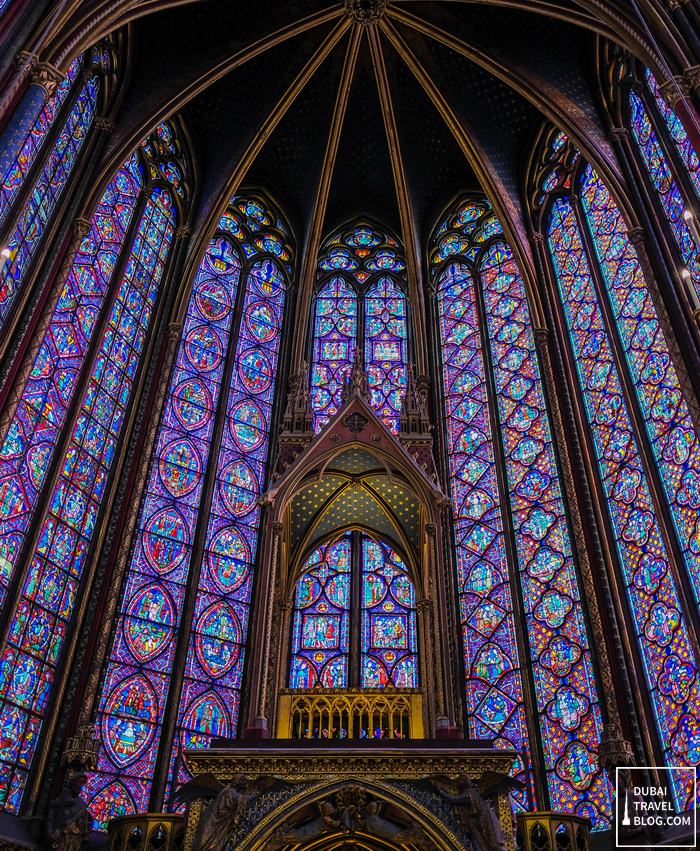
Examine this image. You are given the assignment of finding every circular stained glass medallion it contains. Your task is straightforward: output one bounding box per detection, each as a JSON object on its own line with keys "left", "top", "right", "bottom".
{"left": 207, "top": 526, "right": 250, "bottom": 592}
{"left": 238, "top": 349, "right": 272, "bottom": 394}
{"left": 172, "top": 378, "right": 212, "bottom": 431}
{"left": 142, "top": 507, "right": 188, "bottom": 573}
{"left": 158, "top": 438, "right": 202, "bottom": 497}
{"left": 229, "top": 400, "right": 265, "bottom": 451}
{"left": 184, "top": 325, "right": 223, "bottom": 373}
{"left": 195, "top": 279, "right": 230, "bottom": 321}
{"left": 245, "top": 300, "right": 277, "bottom": 343}
{"left": 219, "top": 460, "right": 258, "bottom": 517}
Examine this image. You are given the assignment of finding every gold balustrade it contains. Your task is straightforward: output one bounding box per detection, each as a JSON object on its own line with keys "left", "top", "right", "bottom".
{"left": 107, "top": 813, "right": 185, "bottom": 851}
{"left": 276, "top": 687, "right": 424, "bottom": 739}
{"left": 516, "top": 812, "right": 591, "bottom": 851}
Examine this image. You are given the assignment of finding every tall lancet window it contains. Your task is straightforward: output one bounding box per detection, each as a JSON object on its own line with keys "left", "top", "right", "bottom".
{"left": 432, "top": 198, "right": 612, "bottom": 826}
{"left": 605, "top": 54, "right": 700, "bottom": 306}
{"left": 0, "top": 42, "right": 119, "bottom": 332}
{"left": 533, "top": 127, "right": 700, "bottom": 811}
{"left": 289, "top": 532, "right": 418, "bottom": 693}
{"left": 85, "top": 196, "right": 292, "bottom": 827}
{"left": 0, "top": 121, "right": 188, "bottom": 813}
{"left": 310, "top": 223, "right": 408, "bottom": 433}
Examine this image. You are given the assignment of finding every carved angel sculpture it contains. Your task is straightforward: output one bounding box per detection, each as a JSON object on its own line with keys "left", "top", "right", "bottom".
{"left": 267, "top": 800, "right": 342, "bottom": 850}
{"left": 431, "top": 772, "right": 519, "bottom": 851}
{"left": 171, "top": 772, "right": 276, "bottom": 851}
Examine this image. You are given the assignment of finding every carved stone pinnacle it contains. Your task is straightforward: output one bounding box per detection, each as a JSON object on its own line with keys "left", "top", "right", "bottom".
{"left": 345, "top": 0, "right": 388, "bottom": 24}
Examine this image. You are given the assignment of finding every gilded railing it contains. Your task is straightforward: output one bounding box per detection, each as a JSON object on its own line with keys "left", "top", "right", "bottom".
{"left": 107, "top": 813, "right": 185, "bottom": 851}
{"left": 276, "top": 688, "right": 424, "bottom": 739}
{"left": 516, "top": 812, "right": 591, "bottom": 851}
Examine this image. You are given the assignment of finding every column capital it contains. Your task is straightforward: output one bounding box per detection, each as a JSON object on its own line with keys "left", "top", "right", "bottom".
{"left": 94, "top": 116, "right": 115, "bottom": 133}
{"left": 684, "top": 65, "right": 700, "bottom": 92}
{"left": 658, "top": 76, "right": 690, "bottom": 108}
{"left": 29, "top": 61, "right": 64, "bottom": 98}
{"left": 175, "top": 225, "right": 192, "bottom": 239}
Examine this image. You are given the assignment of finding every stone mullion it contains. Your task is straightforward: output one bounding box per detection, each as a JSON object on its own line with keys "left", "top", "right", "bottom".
{"left": 258, "top": 521, "right": 284, "bottom": 722}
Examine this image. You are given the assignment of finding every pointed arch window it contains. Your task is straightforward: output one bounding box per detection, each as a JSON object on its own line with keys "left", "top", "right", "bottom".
{"left": 311, "top": 223, "right": 408, "bottom": 434}
{"left": 432, "top": 198, "right": 612, "bottom": 826}
{"left": 0, "top": 121, "right": 188, "bottom": 812}
{"left": 0, "top": 44, "right": 118, "bottom": 333}
{"left": 289, "top": 531, "right": 418, "bottom": 694}
{"left": 84, "top": 195, "right": 292, "bottom": 827}
{"left": 534, "top": 128, "right": 700, "bottom": 811}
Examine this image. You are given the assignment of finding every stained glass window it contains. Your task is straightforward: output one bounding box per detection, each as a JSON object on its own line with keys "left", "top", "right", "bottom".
{"left": 85, "top": 195, "right": 292, "bottom": 827}
{"left": 0, "top": 120, "right": 186, "bottom": 812}
{"left": 290, "top": 536, "right": 351, "bottom": 689}
{"left": 0, "top": 68, "right": 99, "bottom": 332}
{"left": 628, "top": 90, "right": 700, "bottom": 297}
{"left": 539, "top": 129, "right": 700, "bottom": 811}
{"left": 289, "top": 531, "right": 417, "bottom": 694}
{"left": 433, "top": 199, "right": 611, "bottom": 825}
{"left": 644, "top": 70, "right": 700, "bottom": 197}
{"left": 0, "top": 58, "right": 82, "bottom": 227}
{"left": 311, "top": 224, "right": 408, "bottom": 433}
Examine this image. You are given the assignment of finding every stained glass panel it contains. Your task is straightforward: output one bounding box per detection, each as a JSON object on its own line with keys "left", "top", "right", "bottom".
{"left": 364, "top": 277, "right": 407, "bottom": 434}
{"left": 0, "top": 58, "right": 82, "bottom": 227}
{"left": 628, "top": 90, "right": 700, "bottom": 300}
{"left": 0, "top": 154, "right": 142, "bottom": 611}
{"left": 580, "top": 164, "right": 700, "bottom": 604}
{"left": 0, "top": 186, "right": 175, "bottom": 811}
{"left": 644, "top": 69, "right": 700, "bottom": 198}
{"left": 312, "top": 224, "right": 408, "bottom": 432}
{"left": 85, "top": 233, "right": 241, "bottom": 826}
{"left": 311, "top": 277, "right": 356, "bottom": 431}
{"left": 168, "top": 256, "right": 286, "bottom": 790}
{"left": 360, "top": 536, "right": 416, "bottom": 688}
{"left": 481, "top": 238, "right": 611, "bottom": 826}
{"left": 0, "top": 76, "right": 99, "bottom": 331}
{"left": 290, "top": 536, "right": 351, "bottom": 690}
{"left": 548, "top": 195, "right": 700, "bottom": 810}
{"left": 436, "top": 251, "right": 532, "bottom": 808}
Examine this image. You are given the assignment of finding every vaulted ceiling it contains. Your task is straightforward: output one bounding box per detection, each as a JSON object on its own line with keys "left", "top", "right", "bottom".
{"left": 28, "top": 0, "right": 681, "bottom": 291}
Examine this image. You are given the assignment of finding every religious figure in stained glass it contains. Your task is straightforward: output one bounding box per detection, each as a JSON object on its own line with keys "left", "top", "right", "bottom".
{"left": 433, "top": 196, "right": 611, "bottom": 825}
{"left": 289, "top": 532, "right": 417, "bottom": 695}
{"left": 84, "top": 193, "right": 292, "bottom": 826}
{"left": 534, "top": 126, "right": 700, "bottom": 810}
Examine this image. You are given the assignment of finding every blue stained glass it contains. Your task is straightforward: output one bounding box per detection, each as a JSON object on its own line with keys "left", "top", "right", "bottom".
{"left": 580, "top": 164, "right": 700, "bottom": 605}
{"left": 85, "top": 235, "right": 241, "bottom": 826}
{"left": 167, "top": 255, "right": 287, "bottom": 793}
{"left": 644, "top": 69, "right": 700, "bottom": 199}
{"left": 0, "top": 76, "right": 99, "bottom": 331}
{"left": 311, "top": 277, "right": 356, "bottom": 431}
{"left": 86, "top": 196, "right": 292, "bottom": 825}
{"left": 548, "top": 194, "right": 700, "bottom": 810}
{"left": 364, "top": 277, "right": 407, "bottom": 434}
{"left": 0, "top": 154, "right": 143, "bottom": 615}
{"left": 312, "top": 224, "right": 409, "bottom": 432}
{"left": 361, "top": 537, "right": 417, "bottom": 688}
{"left": 289, "top": 532, "right": 418, "bottom": 693}
{"left": 0, "top": 58, "right": 81, "bottom": 227}
{"left": 290, "top": 536, "right": 351, "bottom": 689}
{"left": 0, "top": 179, "right": 174, "bottom": 811}
{"left": 628, "top": 90, "right": 700, "bottom": 301}
{"left": 436, "top": 257, "right": 532, "bottom": 809}
{"left": 434, "top": 199, "right": 611, "bottom": 824}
